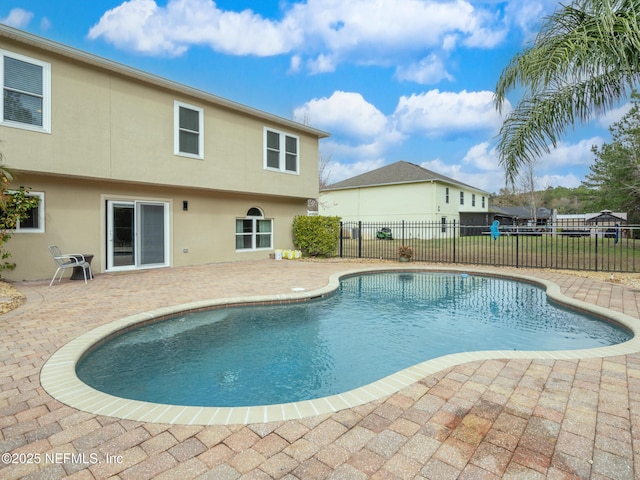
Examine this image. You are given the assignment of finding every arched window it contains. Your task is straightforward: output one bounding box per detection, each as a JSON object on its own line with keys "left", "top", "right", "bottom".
{"left": 235, "top": 207, "right": 273, "bottom": 250}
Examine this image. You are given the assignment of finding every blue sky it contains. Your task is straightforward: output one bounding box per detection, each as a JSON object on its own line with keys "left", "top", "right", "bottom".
{"left": 1, "top": 0, "right": 630, "bottom": 193}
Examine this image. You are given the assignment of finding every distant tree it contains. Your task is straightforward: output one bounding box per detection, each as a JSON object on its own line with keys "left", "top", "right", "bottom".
{"left": 542, "top": 186, "right": 589, "bottom": 214}
{"left": 516, "top": 158, "right": 543, "bottom": 224}
{"left": 495, "top": 0, "right": 640, "bottom": 184}
{"left": 491, "top": 184, "right": 589, "bottom": 213}
{"left": 582, "top": 92, "right": 640, "bottom": 222}
{"left": 319, "top": 152, "right": 332, "bottom": 190}
{"left": 490, "top": 187, "right": 521, "bottom": 207}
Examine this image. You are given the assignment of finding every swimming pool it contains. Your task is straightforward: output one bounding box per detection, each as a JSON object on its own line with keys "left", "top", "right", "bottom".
{"left": 75, "top": 272, "right": 631, "bottom": 408}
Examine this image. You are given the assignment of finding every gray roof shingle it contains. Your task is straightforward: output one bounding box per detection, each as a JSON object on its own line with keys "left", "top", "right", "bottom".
{"left": 322, "top": 161, "right": 487, "bottom": 193}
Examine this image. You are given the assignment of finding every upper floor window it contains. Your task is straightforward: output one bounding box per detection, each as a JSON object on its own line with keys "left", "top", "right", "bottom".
{"left": 264, "top": 128, "right": 298, "bottom": 174}
{"left": 482, "top": 196, "right": 486, "bottom": 208}
{"left": 14, "top": 191, "right": 45, "bottom": 233}
{"left": 174, "top": 101, "right": 203, "bottom": 158}
{"left": 459, "top": 191, "right": 464, "bottom": 206}
{"left": 472, "top": 194, "right": 476, "bottom": 207}
{"left": 1, "top": 50, "right": 51, "bottom": 133}
{"left": 445, "top": 187, "right": 449, "bottom": 204}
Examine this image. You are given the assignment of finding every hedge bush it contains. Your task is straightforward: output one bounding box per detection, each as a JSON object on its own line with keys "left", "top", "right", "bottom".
{"left": 292, "top": 215, "right": 341, "bottom": 257}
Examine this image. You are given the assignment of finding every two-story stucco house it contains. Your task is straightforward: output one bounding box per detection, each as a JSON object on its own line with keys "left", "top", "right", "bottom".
{"left": 319, "top": 161, "right": 488, "bottom": 238}
{"left": 0, "top": 25, "right": 329, "bottom": 281}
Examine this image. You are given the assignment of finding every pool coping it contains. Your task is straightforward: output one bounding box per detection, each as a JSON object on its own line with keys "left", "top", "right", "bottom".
{"left": 40, "top": 266, "right": 640, "bottom": 426}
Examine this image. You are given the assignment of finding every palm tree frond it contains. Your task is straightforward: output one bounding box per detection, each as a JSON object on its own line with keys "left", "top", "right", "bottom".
{"left": 495, "top": 0, "right": 640, "bottom": 179}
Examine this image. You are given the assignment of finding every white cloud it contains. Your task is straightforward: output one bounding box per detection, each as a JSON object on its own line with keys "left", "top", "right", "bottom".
{"left": 0, "top": 8, "right": 33, "bottom": 28}
{"left": 295, "top": 91, "right": 399, "bottom": 142}
{"left": 324, "top": 159, "right": 387, "bottom": 184}
{"left": 89, "top": 0, "right": 512, "bottom": 70}
{"left": 288, "top": 55, "right": 302, "bottom": 73}
{"left": 394, "top": 89, "right": 509, "bottom": 137}
{"left": 395, "top": 54, "right": 454, "bottom": 85}
{"left": 300, "top": 88, "right": 595, "bottom": 192}
{"left": 462, "top": 141, "right": 502, "bottom": 172}
{"left": 420, "top": 158, "right": 463, "bottom": 178}
{"left": 461, "top": 8, "right": 509, "bottom": 48}
{"left": 416, "top": 136, "right": 594, "bottom": 192}
{"left": 40, "top": 17, "right": 52, "bottom": 31}
{"left": 595, "top": 102, "right": 633, "bottom": 129}
{"left": 297, "top": 91, "right": 406, "bottom": 171}
{"left": 420, "top": 157, "right": 501, "bottom": 192}
{"left": 535, "top": 173, "right": 582, "bottom": 189}
{"left": 539, "top": 137, "right": 602, "bottom": 170}
{"left": 306, "top": 54, "right": 337, "bottom": 74}
{"left": 88, "top": 0, "right": 299, "bottom": 56}
{"left": 505, "top": 0, "right": 557, "bottom": 41}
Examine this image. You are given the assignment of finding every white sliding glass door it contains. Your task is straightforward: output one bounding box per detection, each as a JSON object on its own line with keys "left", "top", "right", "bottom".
{"left": 107, "top": 200, "right": 169, "bottom": 271}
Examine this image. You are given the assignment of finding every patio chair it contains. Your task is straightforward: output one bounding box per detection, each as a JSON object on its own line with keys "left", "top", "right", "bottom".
{"left": 48, "top": 245, "right": 92, "bottom": 286}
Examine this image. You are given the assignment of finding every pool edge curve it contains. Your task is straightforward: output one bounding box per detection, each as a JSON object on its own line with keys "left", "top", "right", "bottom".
{"left": 40, "top": 266, "right": 640, "bottom": 426}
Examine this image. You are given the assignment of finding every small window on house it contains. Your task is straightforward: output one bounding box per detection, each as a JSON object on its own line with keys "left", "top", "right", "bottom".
{"left": 441, "top": 217, "right": 446, "bottom": 233}
{"left": 445, "top": 187, "right": 449, "bottom": 204}
{"left": 472, "top": 194, "right": 476, "bottom": 207}
{"left": 1, "top": 50, "right": 51, "bottom": 133}
{"left": 264, "top": 127, "right": 299, "bottom": 174}
{"left": 13, "top": 191, "right": 44, "bottom": 233}
{"left": 482, "top": 196, "right": 486, "bottom": 208}
{"left": 460, "top": 191, "right": 464, "bottom": 206}
{"left": 174, "top": 101, "right": 204, "bottom": 158}
{"left": 236, "top": 207, "right": 273, "bottom": 250}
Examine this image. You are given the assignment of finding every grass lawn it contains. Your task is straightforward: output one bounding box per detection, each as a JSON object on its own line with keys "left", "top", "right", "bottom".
{"left": 339, "top": 234, "right": 640, "bottom": 272}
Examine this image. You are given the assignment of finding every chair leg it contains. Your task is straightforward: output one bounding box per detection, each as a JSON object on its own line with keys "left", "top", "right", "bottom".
{"left": 49, "top": 267, "right": 61, "bottom": 287}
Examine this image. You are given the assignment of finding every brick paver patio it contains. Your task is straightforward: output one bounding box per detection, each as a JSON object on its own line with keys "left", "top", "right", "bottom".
{"left": 1, "top": 260, "right": 639, "bottom": 479}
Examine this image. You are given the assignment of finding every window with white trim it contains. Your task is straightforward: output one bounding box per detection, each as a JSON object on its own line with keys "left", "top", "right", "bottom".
{"left": 1, "top": 50, "right": 51, "bottom": 133}
{"left": 264, "top": 127, "right": 299, "bottom": 174}
{"left": 460, "top": 191, "right": 464, "bottom": 206}
{"left": 472, "top": 194, "right": 476, "bottom": 207}
{"left": 235, "top": 207, "right": 273, "bottom": 250}
{"left": 445, "top": 187, "right": 449, "bottom": 204}
{"left": 174, "top": 101, "right": 203, "bottom": 158}
{"left": 14, "top": 191, "right": 44, "bottom": 233}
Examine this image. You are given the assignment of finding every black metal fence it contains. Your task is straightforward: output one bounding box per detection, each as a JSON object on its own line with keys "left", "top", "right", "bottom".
{"left": 339, "top": 220, "right": 640, "bottom": 272}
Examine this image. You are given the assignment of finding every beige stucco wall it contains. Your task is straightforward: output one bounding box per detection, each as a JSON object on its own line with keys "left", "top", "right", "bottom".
{"left": 0, "top": 38, "right": 320, "bottom": 200}
{"left": 5, "top": 174, "right": 306, "bottom": 281}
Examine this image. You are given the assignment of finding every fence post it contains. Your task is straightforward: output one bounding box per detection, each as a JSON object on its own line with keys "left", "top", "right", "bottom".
{"left": 358, "top": 220, "right": 362, "bottom": 258}
{"left": 515, "top": 233, "right": 519, "bottom": 268}
{"left": 339, "top": 221, "right": 343, "bottom": 258}
{"left": 595, "top": 219, "right": 598, "bottom": 272}
{"left": 402, "top": 220, "right": 405, "bottom": 244}
{"left": 453, "top": 220, "right": 456, "bottom": 264}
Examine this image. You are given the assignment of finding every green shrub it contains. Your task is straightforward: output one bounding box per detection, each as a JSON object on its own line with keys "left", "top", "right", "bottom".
{"left": 0, "top": 186, "right": 40, "bottom": 274}
{"left": 292, "top": 215, "right": 341, "bottom": 257}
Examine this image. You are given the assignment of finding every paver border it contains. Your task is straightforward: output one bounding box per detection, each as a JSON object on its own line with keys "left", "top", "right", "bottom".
{"left": 40, "top": 266, "right": 640, "bottom": 426}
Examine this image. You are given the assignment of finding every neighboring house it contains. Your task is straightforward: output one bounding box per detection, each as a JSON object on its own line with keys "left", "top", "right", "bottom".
{"left": 489, "top": 206, "right": 554, "bottom": 227}
{"left": 0, "top": 25, "right": 329, "bottom": 281}
{"left": 319, "top": 161, "right": 488, "bottom": 238}
{"left": 557, "top": 210, "right": 628, "bottom": 236}
{"left": 577, "top": 210, "right": 626, "bottom": 227}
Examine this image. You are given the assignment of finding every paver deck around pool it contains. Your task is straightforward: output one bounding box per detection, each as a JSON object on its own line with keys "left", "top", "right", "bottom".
{"left": 1, "top": 260, "right": 639, "bottom": 479}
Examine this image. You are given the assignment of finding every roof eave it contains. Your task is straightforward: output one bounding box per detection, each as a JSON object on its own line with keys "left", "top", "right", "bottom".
{"left": 0, "top": 25, "right": 330, "bottom": 139}
{"left": 322, "top": 178, "right": 489, "bottom": 195}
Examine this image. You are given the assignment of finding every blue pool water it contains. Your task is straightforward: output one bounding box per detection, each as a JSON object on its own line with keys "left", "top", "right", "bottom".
{"left": 76, "top": 273, "right": 631, "bottom": 407}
